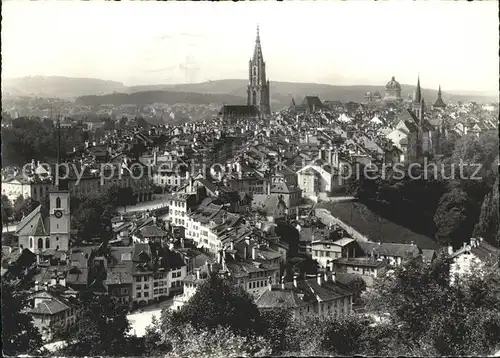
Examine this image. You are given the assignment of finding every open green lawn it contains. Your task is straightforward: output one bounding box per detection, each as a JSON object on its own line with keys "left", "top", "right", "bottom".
{"left": 316, "top": 201, "right": 438, "bottom": 249}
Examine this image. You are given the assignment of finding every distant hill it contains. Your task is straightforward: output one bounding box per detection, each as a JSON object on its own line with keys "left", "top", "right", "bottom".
{"left": 3, "top": 76, "right": 496, "bottom": 107}
{"left": 2, "top": 76, "right": 127, "bottom": 98}
{"left": 75, "top": 90, "right": 246, "bottom": 106}
{"left": 129, "top": 80, "right": 497, "bottom": 108}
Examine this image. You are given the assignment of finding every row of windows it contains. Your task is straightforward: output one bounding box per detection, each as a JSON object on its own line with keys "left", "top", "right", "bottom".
{"left": 170, "top": 200, "right": 186, "bottom": 208}
{"left": 135, "top": 276, "right": 150, "bottom": 282}
{"left": 160, "top": 178, "right": 181, "bottom": 185}
{"left": 174, "top": 218, "right": 185, "bottom": 226}
{"left": 313, "top": 250, "right": 341, "bottom": 258}
{"left": 250, "top": 271, "right": 267, "bottom": 279}
{"left": 248, "top": 279, "right": 269, "bottom": 289}
{"left": 30, "top": 237, "right": 60, "bottom": 250}
{"left": 171, "top": 280, "right": 182, "bottom": 288}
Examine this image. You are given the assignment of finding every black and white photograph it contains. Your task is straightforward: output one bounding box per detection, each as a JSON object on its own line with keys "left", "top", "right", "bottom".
{"left": 1, "top": 1, "right": 499, "bottom": 357}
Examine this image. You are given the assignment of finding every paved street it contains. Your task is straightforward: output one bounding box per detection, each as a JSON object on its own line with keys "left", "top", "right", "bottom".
{"left": 127, "top": 298, "right": 174, "bottom": 337}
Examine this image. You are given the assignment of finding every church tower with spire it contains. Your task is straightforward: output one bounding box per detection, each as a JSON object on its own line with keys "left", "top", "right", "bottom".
{"left": 433, "top": 85, "right": 446, "bottom": 110}
{"left": 413, "top": 75, "right": 424, "bottom": 120}
{"left": 247, "top": 25, "right": 271, "bottom": 116}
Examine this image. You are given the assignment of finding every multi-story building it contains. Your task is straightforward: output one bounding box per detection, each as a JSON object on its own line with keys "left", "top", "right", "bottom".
{"left": 131, "top": 243, "right": 187, "bottom": 306}
{"left": 167, "top": 193, "right": 198, "bottom": 229}
{"left": 255, "top": 272, "right": 354, "bottom": 319}
{"left": 27, "top": 279, "right": 80, "bottom": 341}
{"left": 448, "top": 237, "right": 500, "bottom": 285}
{"left": 2, "top": 175, "right": 54, "bottom": 203}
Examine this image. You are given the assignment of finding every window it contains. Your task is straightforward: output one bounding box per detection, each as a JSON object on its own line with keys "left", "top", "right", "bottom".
{"left": 56, "top": 197, "right": 61, "bottom": 208}
{"left": 135, "top": 276, "right": 142, "bottom": 282}
{"left": 38, "top": 238, "right": 43, "bottom": 249}
{"left": 136, "top": 293, "right": 141, "bottom": 298}
{"left": 45, "top": 238, "right": 50, "bottom": 249}
{"left": 30, "top": 238, "right": 33, "bottom": 248}
{"left": 144, "top": 284, "right": 149, "bottom": 290}
{"left": 144, "top": 292, "right": 149, "bottom": 298}
{"left": 136, "top": 285, "right": 141, "bottom": 291}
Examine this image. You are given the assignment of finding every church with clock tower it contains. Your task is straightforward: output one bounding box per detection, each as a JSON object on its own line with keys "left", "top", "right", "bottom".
{"left": 247, "top": 25, "right": 271, "bottom": 116}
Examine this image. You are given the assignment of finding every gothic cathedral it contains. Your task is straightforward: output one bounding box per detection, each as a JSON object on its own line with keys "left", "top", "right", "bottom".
{"left": 247, "top": 26, "right": 271, "bottom": 116}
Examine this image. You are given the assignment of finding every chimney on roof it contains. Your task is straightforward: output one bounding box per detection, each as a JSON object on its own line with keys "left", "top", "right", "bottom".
{"left": 293, "top": 274, "right": 298, "bottom": 288}
{"left": 195, "top": 268, "right": 201, "bottom": 280}
{"left": 281, "top": 276, "right": 285, "bottom": 290}
{"left": 317, "top": 273, "right": 322, "bottom": 286}
{"left": 268, "top": 276, "right": 273, "bottom": 291}
{"left": 324, "top": 271, "right": 329, "bottom": 283}
{"left": 34, "top": 281, "right": 39, "bottom": 291}
{"left": 331, "top": 271, "right": 336, "bottom": 283}
{"left": 252, "top": 246, "right": 257, "bottom": 260}
{"left": 59, "top": 276, "right": 66, "bottom": 287}
{"left": 448, "top": 245, "right": 453, "bottom": 255}
{"left": 230, "top": 240, "right": 234, "bottom": 251}
{"left": 50, "top": 277, "right": 57, "bottom": 287}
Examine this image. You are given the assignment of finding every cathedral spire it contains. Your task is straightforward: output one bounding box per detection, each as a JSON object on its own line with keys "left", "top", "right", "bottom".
{"left": 414, "top": 75, "right": 422, "bottom": 104}
{"left": 253, "top": 24, "right": 263, "bottom": 61}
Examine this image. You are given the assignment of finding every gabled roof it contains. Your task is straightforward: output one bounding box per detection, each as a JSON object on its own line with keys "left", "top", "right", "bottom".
{"left": 16, "top": 205, "right": 53, "bottom": 237}
{"left": 255, "top": 289, "right": 310, "bottom": 309}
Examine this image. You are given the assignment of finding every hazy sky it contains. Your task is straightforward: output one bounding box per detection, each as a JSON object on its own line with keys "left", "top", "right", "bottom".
{"left": 2, "top": 1, "right": 498, "bottom": 93}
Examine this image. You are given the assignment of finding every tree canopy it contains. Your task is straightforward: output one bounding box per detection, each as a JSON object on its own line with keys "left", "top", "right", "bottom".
{"left": 2, "top": 195, "right": 13, "bottom": 223}
{"left": 61, "top": 292, "right": 138, "bottom": 356}
{"left": 171, "top": 273, "right": 264, "bottom": 336}
{"left": 364, "top": 255, "right": 500, "bottom": 356}
{"left": 1, "top": 279, "right": 43, "bottom": 356}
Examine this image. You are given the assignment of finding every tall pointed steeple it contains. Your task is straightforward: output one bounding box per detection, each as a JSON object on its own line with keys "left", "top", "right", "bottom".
{"left": 414, "top": 75, "right": 422, "bottom": 104}
{"left": 247, "top": 24, "right": 271, "bottom": 116}
{"left": 253, "top": 24, "right": 263, "bottom": 61}
{"left": 433, "top": 84, "right": 446, "bottom": 109}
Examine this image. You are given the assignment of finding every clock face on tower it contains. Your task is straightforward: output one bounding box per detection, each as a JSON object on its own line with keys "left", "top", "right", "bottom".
{"left": 54, "top": 210, "right": 63, "bottom": 219}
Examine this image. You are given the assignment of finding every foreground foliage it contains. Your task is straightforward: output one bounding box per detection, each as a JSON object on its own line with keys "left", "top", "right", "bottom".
{"left": 1, "top": 279, "right": 43, "bottom": 356}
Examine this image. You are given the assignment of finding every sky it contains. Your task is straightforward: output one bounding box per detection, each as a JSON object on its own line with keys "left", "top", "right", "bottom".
{"left": 2, "top": 1, "right": 498, "bottom": 93}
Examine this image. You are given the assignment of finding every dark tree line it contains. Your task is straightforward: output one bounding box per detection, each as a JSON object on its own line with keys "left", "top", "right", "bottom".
{"left": 2, "top": 117, "right": 90, "bottom": 167}
{"left": 142, "top": 257, "right": 500, "bottom": 357}
{"left": 350, "top": 132, "right": 499, "bottom": 248}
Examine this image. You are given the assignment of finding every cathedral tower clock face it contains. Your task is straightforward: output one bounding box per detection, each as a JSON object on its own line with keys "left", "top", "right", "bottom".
{"left": 54, "top": 210, "right": 63, "bottom": 218}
